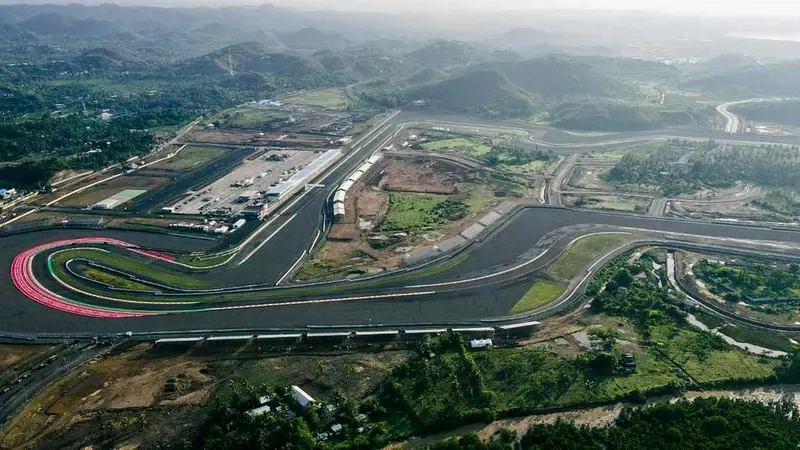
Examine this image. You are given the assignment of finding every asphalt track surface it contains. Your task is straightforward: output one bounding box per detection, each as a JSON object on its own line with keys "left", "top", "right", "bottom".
{"left": 394, "top": 111, "right": 800, "bottom": 150}
{"left": 6, "top": 112, "right": 800, "bottom": 336}
{"left": 8, "top": 204, "right": 800, "bottom": 336}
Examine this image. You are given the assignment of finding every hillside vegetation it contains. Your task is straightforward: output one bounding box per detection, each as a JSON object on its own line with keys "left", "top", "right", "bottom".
{"left": 685, "top": 61, "right": 800, "bottom": 96}
{"left": 732, "top": 100, "right": 800, "bottom": 126}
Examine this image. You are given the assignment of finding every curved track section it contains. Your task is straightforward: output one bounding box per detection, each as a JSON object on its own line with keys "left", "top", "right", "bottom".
{"left": 11, "top": 238, "right": 153, "bottom": 318}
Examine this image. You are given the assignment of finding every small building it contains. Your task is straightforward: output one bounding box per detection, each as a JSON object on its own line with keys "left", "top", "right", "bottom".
{"left": 469, "top": 339, "right": 493, "bottom": 349}
{"left": 620, "top": 353, "right": 637, "bottom": 373}
{"left": 91, "top": 198, "right": 120, "bottom": 210}
{"left": 238, "top": 191, "right": 259, "bottom": 202}
{"left": 330, "top": 423, "right": 343, "bottom": 434}
{"left": 241, "top": 204, "right": 269, "bottom": 220}
{"left": 247, "top": 405, "right": 272, "bottom": 417}
{"left": 290, "top": 385, "right": 315, "bottom": 409}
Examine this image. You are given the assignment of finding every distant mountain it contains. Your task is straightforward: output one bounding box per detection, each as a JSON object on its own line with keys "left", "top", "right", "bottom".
{"left": 548, "top": 101, "right": 662, "bottom": 131}
{"left": 177, "top": 42, "right": 367, "bottom": 88}
{"left": 685, "top": 60, "right": 800, "bottom": 96}
{"left": 405, "top": 40, "right": 482, "bottom": 68}
{"left": 276, "top": 27, "right": 350, "bottom": 50}
{"left": 74, "top": 47, "right": 138, "bottom": 70}
{"left": 489, "top": 28, "right": 552, "bottom": 48}
{"left": 566, "top": 55, "right": 680, "bottom": 81}
{"left": 411, "top": 69, "right": 538, "bottom": 118}
{"left": 474, "top": 57, "right": 625, "bottom": 98}
{"left": 17, "top": 13, "right": 134, "bottom": 39}
{"left": 731, "top": 100, "right": 800, "bottom": 126}
{"left": 0, "top": 23, "right": 34, "bottom": 42}
{"left": 700, "top": 53, "right": 761, "bottom": 72}
{"left": 406, "top": 67, "right": 449, "bottom": 86}
{"left": 409, "top": 56, "right": 629, "bottom": 119}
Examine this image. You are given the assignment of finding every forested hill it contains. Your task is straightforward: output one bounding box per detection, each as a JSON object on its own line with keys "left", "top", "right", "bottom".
{"left": 684, "top": 60, "right": 800, "bottom": 96}
{"left": 410, "top": 56, "right": 626, "bottom": 118}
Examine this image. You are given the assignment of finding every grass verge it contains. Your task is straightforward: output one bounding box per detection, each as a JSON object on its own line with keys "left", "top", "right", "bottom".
{"left": 422, "top": 138, "right": 492, "bottom": 157}
{"left": 78, "top": 266, "right": 156, "bottom": 291}
{"left": 51, "top": 248, "right": 211, "bottom": 290}
{"left": 508, "top": 280, "right": 566, "bottom": 315}
{"left": 548, "top": 233, "right": 633, "bottom": 280}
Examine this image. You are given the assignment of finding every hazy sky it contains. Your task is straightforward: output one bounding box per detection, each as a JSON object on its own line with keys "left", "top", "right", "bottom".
{"left": 269, "top": 0, "right": 800, "bottom": 16}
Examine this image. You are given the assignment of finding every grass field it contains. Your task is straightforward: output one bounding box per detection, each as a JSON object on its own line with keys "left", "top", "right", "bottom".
{"left": 152, "top": 146, "right": 226, "bottom": 171}
{"left": 51, "top": 248, "right": 211, "bottom": 290}
{"left": 283, "top": 88, "right": 351, "bottom": 109}
{"left": 378, "top": 192, "right": 449, "bottom": 233}
{"left": 565, "top": 194, "right": 651, "bottom": 213}
{"left": 650, "top": 325, "right": 780, "bottom": 384}
{"left": 508, "top": 280, "right": 566, "bottom": 314}
{"left": 79, "top": 266, "right": 156, "bottom": 291}
{"left": 498, "top": 160, "right": 550, "bottom": 174}
{"left": 422, "top": 138, "right": 493, "bottom": 158}
{"left": 716, "top": 325, "right": 798, "bottom": 353}
{"left": 548, "top": 233, "right": 634, "bottom": 280}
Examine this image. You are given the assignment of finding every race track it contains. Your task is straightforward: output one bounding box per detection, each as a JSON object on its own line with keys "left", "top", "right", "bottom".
{"left": 6, "top": 206, "right": 800, "bottom": 336}
{"left": 5, "top": 111, "right": 800, "bottom": 338}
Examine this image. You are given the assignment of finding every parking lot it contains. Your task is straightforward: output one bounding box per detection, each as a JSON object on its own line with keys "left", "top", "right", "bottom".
{"left": 166, "top": 149, "right": 326, "bottom": 216}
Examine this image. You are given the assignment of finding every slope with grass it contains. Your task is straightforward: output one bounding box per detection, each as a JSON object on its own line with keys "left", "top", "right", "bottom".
{"left": 547, "top": 233, "right": 633, "bottom": 280}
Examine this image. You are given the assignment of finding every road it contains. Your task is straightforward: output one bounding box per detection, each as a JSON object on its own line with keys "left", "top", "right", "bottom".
{"left": 716, "top": 97, "right": 800, "bottom": 135}
{"left": 394, "top": 110, "right": 800, "bottom": 151}
{"left": 8, "top": 205, "right": 800, "bottom": 336}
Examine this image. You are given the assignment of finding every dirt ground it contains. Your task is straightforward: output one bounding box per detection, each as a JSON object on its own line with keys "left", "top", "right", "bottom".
{"left": 1, "top": 343, "right": 409, "bottom": 450}
{"left": 567, "top": 166, "right": 616, "bottom": 191}
{"left": 668, "top": 199, "right": 776, "bottom": 221}
{"left": 58, "top": 175, "right": 173, "bottom": 208}
{"left": 0, "top": 343, "right": 214, "bottom": 449}
{"left": 379, "top": 157, "right": 459, "bottom": 194}
{"left": 0, "top": 345, "right": 50, "bottom": 372}
{"left": 301, "top": 156, "right": 500, "bottom": 280}
{"left": 676, "top": 184, "right": 761, "bottom": 202}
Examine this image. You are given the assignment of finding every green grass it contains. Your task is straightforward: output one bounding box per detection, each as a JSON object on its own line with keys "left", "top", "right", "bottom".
{"left": 422, "top": 138, "right": 493, "bottom": 158}
{"left": 717, "top": 325, "right": 798, "bottom": 353}
{"left": 282, "top": 88, "right": 351, "bottom": 109}
{"left": 177, "top": 252, "right": 233, "bottom": 268}
{"left": 650, "top": 325, "right": 780, "bottom": 384}
{"left": 568, "top": 195, "right": 650, "bottom": 212}
{"left": 691, "top": 310, "right": 727, "bottom": 329}
{"left": 379, "top": 192, "right": 448, "bottom": 233}
{"left": 79, "top": 266, "right": 156, "bottom": 291}
{"left": 499, "top": 160, "right": 549, "bottom": 174}
{"left": 547, "top": 233, "right": 634, "bottom": 280}
{"left": 509, "top": 280, "right": 566, "bottom": 314}
{"left": 594, "top": 350, "right": 684, "bottom": 397}
{"left": 154, "top": 146, "right": 225, "bottom": 171}
{"left": 458, "top": 187, "right": 496, "bottom": 213}
{"left": 51, "top": 248, "right": 211, "bottom": 290}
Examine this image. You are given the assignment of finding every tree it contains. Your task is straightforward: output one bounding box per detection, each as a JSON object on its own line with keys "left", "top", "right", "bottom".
{"left": 612, "top": 269, "right": 634, "bottom": 288}
{"left": 588, "top": 328, "right": 620, "bottom": 352}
